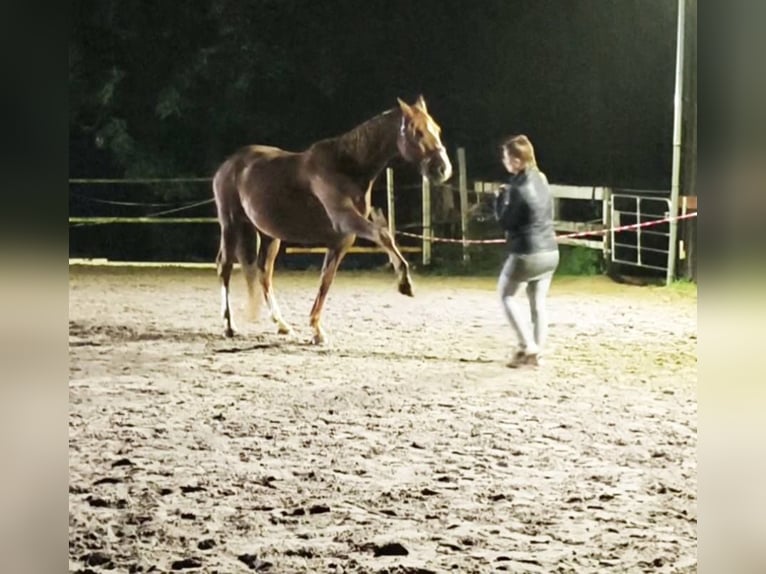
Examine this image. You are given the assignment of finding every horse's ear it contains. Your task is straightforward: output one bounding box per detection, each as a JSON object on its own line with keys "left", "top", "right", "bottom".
{"left": 415, "top": 94, "right": 427, "bottom": 113}
{"left": 397, "top": 97, "right": 414, "bottom": 118}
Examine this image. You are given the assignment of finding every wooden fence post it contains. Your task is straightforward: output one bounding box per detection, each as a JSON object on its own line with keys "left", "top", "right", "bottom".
{"left": 457, "top": 147, "right": 469, "bottom": 263}
{"left": 386, "top": 167, "right": 395, "bottom": 237}
{"left": 422, "top": 175, "right": 431, "bottom": 266}
{"left": 602, "top": 187, "right": 612, "bottom": 268}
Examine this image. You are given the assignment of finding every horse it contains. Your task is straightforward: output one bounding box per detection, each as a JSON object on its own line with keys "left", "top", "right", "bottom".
{"left": 212, "top": 95, "right": 453, "bottom": 345}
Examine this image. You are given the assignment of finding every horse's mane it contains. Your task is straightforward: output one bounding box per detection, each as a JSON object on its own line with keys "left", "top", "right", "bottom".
{"left": 322, "top": 108, "right": 402, "bottom": 171}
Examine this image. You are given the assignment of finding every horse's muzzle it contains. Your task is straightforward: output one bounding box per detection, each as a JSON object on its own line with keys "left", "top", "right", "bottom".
{"left": 424, "top": 148, "right": 453, "bottom": 183}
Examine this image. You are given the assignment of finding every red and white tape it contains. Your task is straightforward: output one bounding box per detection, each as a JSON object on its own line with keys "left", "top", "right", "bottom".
{"left": 395, "top": 211, "right": 698, "bottom": 245}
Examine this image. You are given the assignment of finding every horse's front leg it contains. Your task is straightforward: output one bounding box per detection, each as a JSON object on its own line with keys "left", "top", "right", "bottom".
{"left": 367, "top": 207, "right": 413, "bottom": 295}
{"left": 311, "top": 177, "right": 414, "bottom": 296}
{"left": 309, "top": 236, "right": 355, "bottom": 345}
{"left": 375, "top": 226, "right": 414, "bottom": 297}
{"left": 330, "top": 208, "right": 413, "bottom": 296}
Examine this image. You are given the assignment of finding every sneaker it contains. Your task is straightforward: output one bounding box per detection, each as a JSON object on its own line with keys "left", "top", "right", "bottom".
{"left": 524, "top": 352, "right": 540, "bottom": 367}
{"left": 506, "top": 350, "right": 527, "bottom": 368}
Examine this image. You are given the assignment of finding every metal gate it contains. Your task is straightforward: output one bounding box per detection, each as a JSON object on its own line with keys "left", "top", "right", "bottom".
{"left": 610, "top": 194, "right": 672, "bottom": 273}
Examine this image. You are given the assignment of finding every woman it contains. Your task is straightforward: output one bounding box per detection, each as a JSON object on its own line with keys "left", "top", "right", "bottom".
{"left": 494, "top": 135, "right": 559, "bottom": 367}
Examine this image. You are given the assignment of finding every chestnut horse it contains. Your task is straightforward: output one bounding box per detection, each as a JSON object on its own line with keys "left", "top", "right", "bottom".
{"left": 212, "top": 96, "right": 452, "bottom": 344}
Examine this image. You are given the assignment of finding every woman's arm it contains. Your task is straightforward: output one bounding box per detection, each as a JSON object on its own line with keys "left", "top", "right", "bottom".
{"left": 495, "top": 185, "right": 523, "bottom": 232}
{"left": 494, "top": 185, "right": 509, "bottom": 222}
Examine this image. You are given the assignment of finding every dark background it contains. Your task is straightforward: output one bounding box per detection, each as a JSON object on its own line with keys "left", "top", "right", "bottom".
{"left": 69, "top": 0, "right": 696, "bottom": 263}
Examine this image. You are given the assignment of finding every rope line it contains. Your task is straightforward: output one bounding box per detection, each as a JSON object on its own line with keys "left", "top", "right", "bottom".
{"left": 69, "top": 209, "right": 697, "bottom": 241}
{"left": 396, "top": 211, "right": 698, "bottom": 245}
{"left": 70, "top": 192, "right": 214, "bottom": 208}
{"left": 69, "top": 177, "right": 212, "bottom": 184}
{"left": 69, "top": 178, "right": 675, "bottom": 197}
{"left": 142, "top": 198, "right": 216, "bottom": 218}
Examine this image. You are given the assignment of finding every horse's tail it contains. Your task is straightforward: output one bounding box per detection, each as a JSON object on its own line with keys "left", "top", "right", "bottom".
{"left": 212, "top": 162, "right": 235, "bottom": 276}
{"left": 212, "top": 156, "right": 242, "bottom": 216}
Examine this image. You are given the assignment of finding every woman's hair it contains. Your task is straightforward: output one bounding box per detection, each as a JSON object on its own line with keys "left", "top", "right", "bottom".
{"left": 501, "top": 134, "right": 538, "bottom": 170}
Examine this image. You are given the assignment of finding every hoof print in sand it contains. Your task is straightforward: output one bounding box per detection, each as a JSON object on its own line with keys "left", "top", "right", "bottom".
{"left": 372, "top": 541, "right": 409, "bottom": 557}
{"left": 171, "top": 557, "right": 202, "bottom": 570}
{"left": 82, "top": 551, "right": 113, "bottom": 568}
{"left": 308, "top": 503, "right": 331, "bottom": 514}
{"left": 238, "top": 553, "right": 273, "bottom": 570}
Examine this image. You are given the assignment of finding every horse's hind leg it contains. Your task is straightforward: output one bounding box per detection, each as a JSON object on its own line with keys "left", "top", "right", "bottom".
{"left": 217, "top": 223, "right": 238, "bottom": 338}
{"left": 309, "top": 235, "right": 355, "bottom": 345}
{"left": 255, "top": 234, "right": 292, "bottom": 335}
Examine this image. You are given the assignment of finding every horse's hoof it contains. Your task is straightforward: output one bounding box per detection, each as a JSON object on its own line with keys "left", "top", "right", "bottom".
{"left": 310, "top": 331, "right": 327, "bottom": 346}
{"left": 224, "top": 327, "right": 235, "bottom": 338}
{"left": 398, "top": 281, "right": 414, "bottom": 297}
{"left": 277, "top": 325, "right": 292, "bottom": 336}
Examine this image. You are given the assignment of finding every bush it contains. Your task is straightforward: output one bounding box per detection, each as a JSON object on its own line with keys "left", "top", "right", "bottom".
{"left": 423, "top": 239, "right": 603, "bottom": 278}
{"left": 555, "top": 245, "right": 603, "bottom": 276}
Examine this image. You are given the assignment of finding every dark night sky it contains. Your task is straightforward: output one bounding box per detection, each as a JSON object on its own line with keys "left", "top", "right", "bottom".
{"left": 70, "top": 0, "right": 682, "bottom": 189}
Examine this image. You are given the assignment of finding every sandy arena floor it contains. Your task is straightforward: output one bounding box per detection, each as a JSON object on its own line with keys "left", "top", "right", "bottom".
{"left": 69, "top": 266, "right": 697, "bottom": 573}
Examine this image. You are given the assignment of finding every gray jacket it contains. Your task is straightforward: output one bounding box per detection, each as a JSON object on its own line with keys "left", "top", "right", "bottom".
{"left": 494, "top": 169, "right": 558, "bottom": 254}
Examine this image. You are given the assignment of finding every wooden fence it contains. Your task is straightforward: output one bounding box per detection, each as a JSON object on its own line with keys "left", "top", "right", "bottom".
{"left": 69, "top": 147, "right": 696, "bottom": 279}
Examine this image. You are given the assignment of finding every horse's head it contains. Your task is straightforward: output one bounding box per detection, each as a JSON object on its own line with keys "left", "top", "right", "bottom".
{"left": 396, "top": 95, "right": 453, "bottom": 184}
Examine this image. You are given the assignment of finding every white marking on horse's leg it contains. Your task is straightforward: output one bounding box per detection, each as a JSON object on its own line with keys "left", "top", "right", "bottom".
{"left": 221, "top": 285, "right": 235, "bottom": 336}
{"left": 265, "top": 291, "right": 291, "bottom": 334}
{"left": 220, "top": 285, "right": 228, "bottom": 319}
